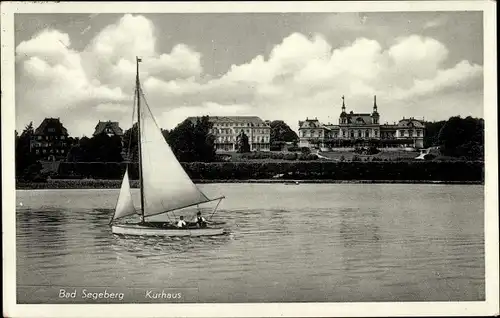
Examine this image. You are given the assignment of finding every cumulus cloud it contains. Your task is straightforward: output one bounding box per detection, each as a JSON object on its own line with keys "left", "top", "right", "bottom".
{"left": 16, "top": 14, "right": 483, "bottom": 136}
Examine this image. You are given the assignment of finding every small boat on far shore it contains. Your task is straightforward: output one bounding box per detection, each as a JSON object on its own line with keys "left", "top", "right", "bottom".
{"left": 284, "top": 181, "right": 300, "bottom": 185}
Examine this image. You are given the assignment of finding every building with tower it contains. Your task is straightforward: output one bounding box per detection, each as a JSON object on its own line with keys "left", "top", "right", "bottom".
{"left": 298, "top": 96, "right": 425, "bottom": 150}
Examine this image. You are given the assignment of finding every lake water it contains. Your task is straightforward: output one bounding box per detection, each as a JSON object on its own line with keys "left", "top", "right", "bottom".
{"left": 16, "top": 183, "right": 484, "bottom": 303}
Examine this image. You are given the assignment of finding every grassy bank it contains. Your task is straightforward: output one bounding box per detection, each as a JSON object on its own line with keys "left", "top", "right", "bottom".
{"left": 16, "top": 179, "right": 483, "bottom": 189}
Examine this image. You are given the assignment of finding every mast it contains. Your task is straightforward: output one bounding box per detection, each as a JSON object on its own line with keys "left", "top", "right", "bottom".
{"left": 136, "top": 57, "right": 146, "bottom": 223}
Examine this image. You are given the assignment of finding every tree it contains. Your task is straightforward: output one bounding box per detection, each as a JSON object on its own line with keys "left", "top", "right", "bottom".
{"left": 236, "top": 131, "right": 250, "bottom": 153}
{"left": 191, "top": 116, "right": 216, "bottom": 162}
{"left": 438, "top": 116, "right": 484, "bottom": 160}
{"left": 424, "top": 120, "right": 447, "bottom": 148}
{"left": 164, "top": 116, "right": 216, "bottom": 162}
{"left": 123, "top": 123, "right": 139, "bottom": 162}
{"left": 167, "top": 120, "right": 197, "bottom": 162}
{"left": 66, "top": 134, "right": 123, "bottom": 162}
{"left": 15, "top": 122, "right": 41, "bottom": 180}
{"left": 87, "top": 134, "right": 123, "bottom": 162}
{"left": 270, "top": 120, "right": 299, "bottom": 144}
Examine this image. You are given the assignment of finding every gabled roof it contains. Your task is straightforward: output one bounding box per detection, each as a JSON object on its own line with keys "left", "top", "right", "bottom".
{"left": 398, "top": 118, "right": 424, "bottom": 128}
{"left": 298, "top": 118, "right": 322, "bottom": 129}
{"left": 34, "top": 118, "right": 68, "bottom": 135}
{"left": 93, "top": 121, "right": 124, "bottom": 136}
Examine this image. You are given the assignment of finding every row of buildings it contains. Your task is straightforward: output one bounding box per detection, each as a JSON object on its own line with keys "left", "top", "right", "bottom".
{"left": 298, "top": 96, "right": 425, "bottom": 149}
{"left": 26, "top": 96, "right": 425, "bottom": 160}
{"left": 28, "top": 119, "right": 124, "bottom": 161}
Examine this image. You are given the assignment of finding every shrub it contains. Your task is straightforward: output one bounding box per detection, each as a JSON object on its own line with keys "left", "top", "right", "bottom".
{"left": 300, "top": 147, "right": 311, "bottom": 154}
{"left": 424, "top": 154, "right": 436, "bottom": 161}
{"left": 54, "top": 160, "right": 484, "bottom": 183}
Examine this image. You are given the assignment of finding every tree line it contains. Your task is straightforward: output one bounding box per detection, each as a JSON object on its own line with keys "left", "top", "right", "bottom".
{"left": 424, "top": 116, "right": 484, "bottom": 160}
{"left": 15, "top": 115, "right": 483, "bottom": 181}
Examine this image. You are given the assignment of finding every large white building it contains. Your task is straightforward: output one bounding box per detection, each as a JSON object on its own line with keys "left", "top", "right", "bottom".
{"left": 187, "top": 116, "right": 271, "bottom": 152}
{"left": 298, "top": 96, "right": 425, "bottom": 149}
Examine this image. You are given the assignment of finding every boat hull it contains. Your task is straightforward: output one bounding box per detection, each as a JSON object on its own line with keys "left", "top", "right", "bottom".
{"left": 111, "top": 224, "right": 226, "bottom": 237}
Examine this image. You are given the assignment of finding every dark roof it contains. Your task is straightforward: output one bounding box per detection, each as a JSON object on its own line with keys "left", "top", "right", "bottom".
{"left": 93, "top": 121, "right": 124, "bottom": 136}
{"left": 186, "top": 116, "right": 269, "bottom": 126}
{"left": 398, "top": 118, "right": 425, "bottom": 128}
{"left": 34, "top": 118, "right": 68, "bottom": 135}
{"left": 298, "top": 118, "right": 322, "bottom": 128}
{"left": 345, "top": 113, "right": 373, "bottom": 125}
{"left": 323, "top": 125, "right": 340, "bottom": 130}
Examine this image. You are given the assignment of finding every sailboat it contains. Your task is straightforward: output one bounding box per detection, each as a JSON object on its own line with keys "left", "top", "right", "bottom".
{"left": 109, "top": 57, "right": 226, "bottom": 237}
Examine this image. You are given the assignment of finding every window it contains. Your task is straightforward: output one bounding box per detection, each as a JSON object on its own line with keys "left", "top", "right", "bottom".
{"left": 48, "top": 128, "right": 55, "bottom": 132}
{"left": 61, "top": 149, "right": 65, "bottom": 154}
{"left": 358, "top": 130, "right": 361, "bottom": 138}
{"left": 375, "top": 130, "right": 378, "bottom": 137}
{"left": 409, "top": 130, "right": 413, "bottom": 137}
{"left": 36, "top": 150, "right": 39, "bottom": 154}
{"left": 416, "top": 130, "right": 420, "bottom": 137}
{"left": 365, "top": 130, "right": 369, "bottom": 138}
{"left": 61, "top": 136, "right": 65, "bottom": 140}
{"left": 37, "top": 136, "right": 42, "bottom": 140}
{"left": 350, "top": 131, "right": 354, "bottom": 138}
{"left": 43, "top": 149, "right": 46, "bottom": 154}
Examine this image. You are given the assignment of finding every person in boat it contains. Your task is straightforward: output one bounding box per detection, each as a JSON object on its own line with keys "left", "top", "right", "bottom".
{"left": 176, "top": 216, "right": 187, "bottom": 228}
{"left": 192, "top": 211, "right": 208, "bottom": 228}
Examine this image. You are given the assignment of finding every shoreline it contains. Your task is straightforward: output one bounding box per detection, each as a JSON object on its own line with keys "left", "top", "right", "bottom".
{"left": 16, "top": 179, "right": 484, "bottom": 190}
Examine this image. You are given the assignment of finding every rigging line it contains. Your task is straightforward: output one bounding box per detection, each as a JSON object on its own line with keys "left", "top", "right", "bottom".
{"left": 208, "top": 197, "right": 223, "bottom": 221}
{"left": 138, "top": 86, "right": 163, "bottom": 131}
{"left": 127, "top": 89, "right": 137, "bottom": 162}
{"left": 143, "top": 196, "right": 225, "bottom": 220}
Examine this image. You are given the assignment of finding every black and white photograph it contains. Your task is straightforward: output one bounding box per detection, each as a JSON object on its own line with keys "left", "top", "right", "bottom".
{"left": 2, "top": 1, "right": 498, "bottom": 317}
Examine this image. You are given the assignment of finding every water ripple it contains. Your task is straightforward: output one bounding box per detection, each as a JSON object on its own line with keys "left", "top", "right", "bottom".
{"left": 16, "top": 185, "right": 485, "bottom": 302}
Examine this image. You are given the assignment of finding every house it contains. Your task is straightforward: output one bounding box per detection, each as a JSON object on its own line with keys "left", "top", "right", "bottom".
{"left": 30, "top": 118, "right": 70, "bottom": 160}
{"left": 185, "top": 116, "right": 271, "bottom": 152}
{"left": 93, "top": 121, "right": 124, "bottom": 137}
{"left": 298, "top": 96, "right": 425, "bottom": 150}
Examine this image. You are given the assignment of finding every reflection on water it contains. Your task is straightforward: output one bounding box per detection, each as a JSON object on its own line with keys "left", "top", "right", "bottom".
{"left": 16, "top": 184, "right": 485, "bottom": 302}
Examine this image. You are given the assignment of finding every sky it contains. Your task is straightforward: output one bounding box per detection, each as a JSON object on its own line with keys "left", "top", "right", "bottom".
{"left": 15, "top": 12, "right": 484, "bottom": 137}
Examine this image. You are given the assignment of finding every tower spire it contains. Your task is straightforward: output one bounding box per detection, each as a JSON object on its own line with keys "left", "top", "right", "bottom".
{"left": 373, "top": 95, "right": 378, "bottom": 112}
{"left": 341, "top": 95, "right": 346, "bottom": 112}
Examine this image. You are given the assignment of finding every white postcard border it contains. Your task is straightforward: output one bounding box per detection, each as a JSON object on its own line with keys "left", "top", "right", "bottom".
{"left": 2, "top": 1, "right": 498, "bottom": 317}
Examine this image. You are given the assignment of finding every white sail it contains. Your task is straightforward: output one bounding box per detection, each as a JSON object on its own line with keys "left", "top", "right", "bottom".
{"left": 138, "top": 94, "right": 211, "bottom": 217}
{"left": 112, "top": 167, "right": 136, "bottom": 220}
